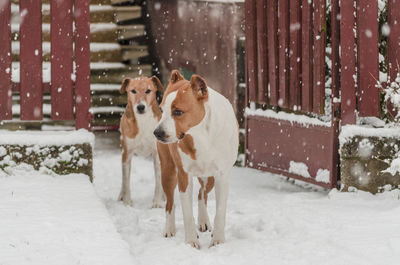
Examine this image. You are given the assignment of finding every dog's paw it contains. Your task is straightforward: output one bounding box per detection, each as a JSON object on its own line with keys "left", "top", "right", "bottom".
{"left": 209, "top": 232, "right": 225, "bottom": 247}
{"left": 209, "top": 238, "right": 224, "bottom": 248}
{"left": 186, "top": 239, "right": 201, "bottom": 249}
{"left": 152, "top": 200, "right": 164, "bottom": 209}
{"left": 198, "top": 222, "right": 211, "bottom": 232}
{"left": 164, "top": 230, "right": 176, "bottom": 238}
{"left": 118, "top": 193, "right": 133, "bottom": 206}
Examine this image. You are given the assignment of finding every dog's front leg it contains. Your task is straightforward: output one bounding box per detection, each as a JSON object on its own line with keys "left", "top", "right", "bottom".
{"left": 152, "top": 151, "right": 164, "bottom": 208}
{"left": 118, "top": 147, "right": 133, "bottom": 206}
{"left": 178, "top": 171, "right": 200, "bottom": 249}
{"left": 210, "top": 170, "right": 230, "bottom": 247}
{"left": 197, "top": 177, "right": 214, "bottom": 232}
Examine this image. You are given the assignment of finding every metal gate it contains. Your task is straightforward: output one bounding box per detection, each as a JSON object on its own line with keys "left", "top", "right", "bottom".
{"left": 0, "top": 0, "right": 91, "bottom": 130}
{"left": 244, "top": 0, "right": 400, "bottom": 188}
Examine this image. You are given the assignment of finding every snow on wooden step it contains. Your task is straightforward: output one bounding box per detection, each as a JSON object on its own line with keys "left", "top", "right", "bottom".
{"left": 11, "top": 42, "right": 121, "bottom": 54}
{"left": 0, "top": 171, "right": 133, "bottom": 265}
{"left": 91, "top": 84, "right": 121, "bottom": 92}
{"left": 11, "top": 23, "right": 117, "bottom": 33}
{"left": 10, "top": 62, "right": 129, "bottom": 83}
{"left": 11, "top": 4, "right": 114, "bottom": 13}
{"left": 90, "top": 106, "right": 125, "bottom": 114}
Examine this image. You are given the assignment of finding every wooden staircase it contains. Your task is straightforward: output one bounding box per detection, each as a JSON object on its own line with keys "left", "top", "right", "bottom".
{"left": 3, "top": 0, "right": 151, "bottom": 130}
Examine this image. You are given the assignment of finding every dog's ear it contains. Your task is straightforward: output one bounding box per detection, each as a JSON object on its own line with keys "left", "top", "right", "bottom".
{"left": 120, "top": 78, "right": 130, "bottom": 94}
{"left": 151, "top": 76, "right": 164, "bottom": 104}
{"left": 170, "top": 69, "right": 184, "bottom": 84}
{"left": 190, "top": 74, "right": 208, "bottom": 99}
{"left": 151, "top": 76, "right": 164, "bottom": 92}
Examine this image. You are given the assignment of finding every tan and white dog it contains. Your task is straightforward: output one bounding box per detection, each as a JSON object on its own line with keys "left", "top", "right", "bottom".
{"left": 154, "top": 70, "right": 238, "bottom": 248}
{"left": 118, "top": 76, "right": 165, "bottom": 208}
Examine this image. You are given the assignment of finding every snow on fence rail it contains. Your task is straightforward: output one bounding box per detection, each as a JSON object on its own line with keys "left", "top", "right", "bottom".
{"left": 0, "top": 0, "right": 91, "bottom": 130}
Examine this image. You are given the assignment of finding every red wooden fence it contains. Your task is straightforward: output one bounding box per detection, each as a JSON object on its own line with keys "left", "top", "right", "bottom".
{"left": 340, "top": 0, "right": 400, "bottom": 124}
{"left": 248, "top": 0, "right": 329, "bottom": 114}
{"left": 245, "top": 0, "right": 340, "bottom": 189}
{"left": 0, "top": 0, "right": 91, "bottom": 130}
{"left": 245, "top": 0, "right": 400, "bottom": 188}
{"left": 247, "top": 0, "right": 400, "bottom": 122}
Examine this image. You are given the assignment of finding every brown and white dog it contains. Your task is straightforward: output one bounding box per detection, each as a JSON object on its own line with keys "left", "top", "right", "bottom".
{"left": 154, "top": 70, "right": 239, "bottom": 248}
{"left": 118, "top": 76, "right": 165, "bottom": 208}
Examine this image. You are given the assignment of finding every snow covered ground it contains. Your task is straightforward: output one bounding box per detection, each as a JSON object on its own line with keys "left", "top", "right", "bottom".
{"left": 1, "top": 132, "right": 400, "bottom": 265}
{"left": 93, "top": 132, "right": 400, "bottom": 265}
{"left": 0, "top": 165, "right": 133, "bottom": 265}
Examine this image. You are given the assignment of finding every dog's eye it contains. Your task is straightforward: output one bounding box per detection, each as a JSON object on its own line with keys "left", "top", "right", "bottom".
{"left": 173, "top": 109, "right": 184, "bottom": 116}
{"left": 131, "top": 90, "right": 137, "bottom": 94}
{"left": 145, "top": 89, "right": 151, "bottom": 94}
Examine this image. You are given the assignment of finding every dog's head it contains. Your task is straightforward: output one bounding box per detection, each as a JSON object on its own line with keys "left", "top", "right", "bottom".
{"left": 154, "top": 70, "right": 208, "bottom": 143}
{"left": 120, "top": 76, "right": 163, "bottom": 115}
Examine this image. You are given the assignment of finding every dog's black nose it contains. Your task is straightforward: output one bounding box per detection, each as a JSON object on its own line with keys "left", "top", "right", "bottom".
{"left": 137, "top": 104, "right": 145, "bottom": 114}
{"left": 153, "top": 127, "right": 166, "bottom": 141}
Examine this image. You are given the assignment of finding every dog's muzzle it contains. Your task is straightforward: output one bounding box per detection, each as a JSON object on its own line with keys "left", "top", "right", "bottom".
{"left": 153, "top": 127, "right": 166, "bottom": 142}
{"left": 136, "top": 104, "right": 146, "bottom": 114}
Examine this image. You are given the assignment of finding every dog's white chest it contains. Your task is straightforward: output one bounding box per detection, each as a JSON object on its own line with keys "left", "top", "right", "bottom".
{"left": 125, "top": 111, "right": 158, "bottom": 157}
{"left": 178, "top": 136, "right": 220, "bottom": 177}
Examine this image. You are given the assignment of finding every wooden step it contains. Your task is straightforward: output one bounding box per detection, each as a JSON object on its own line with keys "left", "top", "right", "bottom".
{"left": 11, "top": 24, "right": 146, "bottom": 43}
{"left": 91, "top": 84, "right": 122, "bottom": 95}
{"left": 12, "top": 93, "right": 127, "bottom": 108}
{"left": 91, "top": 114, "right": 122, "bottom": 127}
{"left": 111, "top": 0, "right": 139, "bottom": 5}
{"left": 114, "top": 6, "right": 143, "bottom": 23}
{"left": 11, "top": 4, "right": 142, "bottom": 24}
{"left": 117, "top": 25, "right": 146, "bottom": 40}
{"left": 91, "top": 94, "right": 127, "bottom": 107}
{"left": 90, "top": 63, "right": 152, "bottom": 83}
{"left": 11, "top": 42, "right": 147, "bottom": 63}
{"left": 12, "top": 0, "right": 143, "bottom": 5}
{"left": 11, "top": 0, "right": 114, "bottom": 4}
{"left": 9, "top": 62, "right": 151, "bottom": 83}
{"left": 121, "top": 45, "right": 148, "bottom": 61}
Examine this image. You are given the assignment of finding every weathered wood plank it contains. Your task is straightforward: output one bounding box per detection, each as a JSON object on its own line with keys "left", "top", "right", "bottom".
{"left": 340, "top": 0, "right": 357, "bottom": 124}
{"left": 267, "top": 0, "right": 279, "bottom": 106}
{"left": 19, "top": 0, "right": 43, "bottom": 120}
{"left": 51, "top": 0, "right": 74, "bottom": 120}
{"left": 301, "top": 0, "right": 312, "bottom": 112}
{"left": 0, "top": 0, "right": 12, "bottom": 120}
{"left": 357, "top": 0, "right": 379, "bottom": 117}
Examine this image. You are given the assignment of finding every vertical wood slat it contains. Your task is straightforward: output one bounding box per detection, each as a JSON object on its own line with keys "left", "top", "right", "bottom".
{"left": 388, "top": 0, "right": 400, "bottom": 80}
{"left": 278, "top": 0, "right": 289, "bottom": 108}
{"left": 256, "top": 0, "right": 268, "bottom": 104}
{"left": 51, "top": 0, "right": 74, "bottom": 120}
{"left": 245, "top": 0, "right": 257, "bottom": 103}
{"left": 267, "top": 0, "right": 279, "bottom": 106}
{"left": 289, "top": 0, "right": 301, "bottom": 110}
{"left": 330, "top": 0, "right": 340, "bottom": 101}
{"left": 20, "top": 0, "right": 43, "bottom": 120}
{"left": 340, "top": 0, "right": 357, "bottom": 124}
{"left": 0, "top": 0, "right": 12, "bottom": 120}
{"left": 301, "top": 0, "right": 313, "bottom": 112}
{"left": 313, "top": 0, "right": 326, "bottom": 114}
{"left": 74, "top": 0, "right": 92, "bottom": 130}
{"left": 329, "top": 0, "right": 341, "bottom": 187}
{"left": 357, "top": 0, "right": 379, "bottom": 117}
